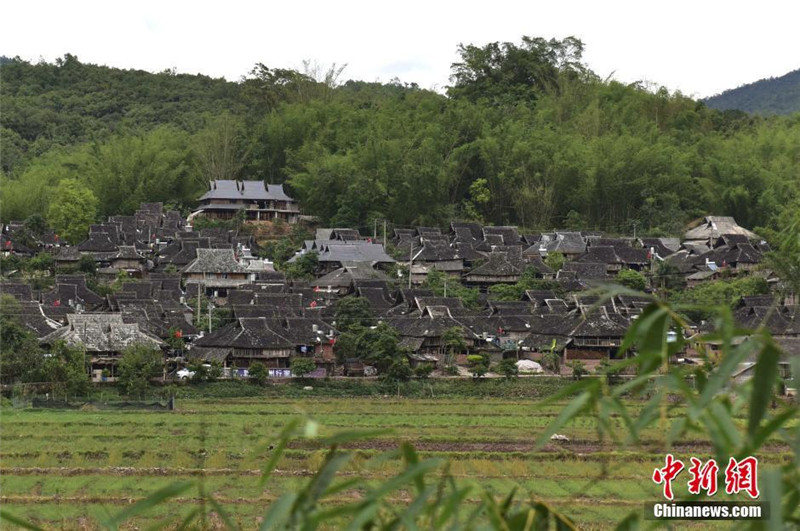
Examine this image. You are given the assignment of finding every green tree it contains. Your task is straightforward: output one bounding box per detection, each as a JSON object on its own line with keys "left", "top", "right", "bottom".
{"left": 0, "top": 295, "right": 45, "bottom": 384}
{"left": 283, "top": 251, "right": 318, "bottom": 280}
{"left": 466, "top": 353, "right": 490, "bottom": 378}
{"left": 360, "top": 323, "right": 404, "bottom": 374}
{"left": 544, "top": 252, "right": 565, "bottom": 272}
{"left": 117, "top": 344, "right": 164, "bottom": 397}
{"left": 671, "top": 276, "right": 770, "bottom": 321}
{"left": 540, "top": 348, "right": 561, "bottom": 375}
{"left": 46, "top": 178, "right": 98, "bottom": 243}
{"left": 413, "top": 364, "right": 434, "bottom": 379}
{"left": 441, "top": 326, "right": 467, "bottom": 368}
{"left": 384, "top": 358, "right": 413, "bottom": 382}
{"left": 495, "top": 358, "right": 519, "bottom": 379}
{"left": 616, "top": 269, "right": 647, "bottom": 291}
{"left": 248, "top": 362, "right": 269, "bottom": 385}
{"left": 766, "top": 209, "right": 800, "bottom": 297}
{"left": 448, "top": 36, "right": 587, "bottom": 104}
{"left": 291, "top": 357, "right": 317, "bottom": 378}
{"left": 333, "top": 296, "right": 373, "bottom": 333}
{"left": 41, "top": 341, "right": 92, "bottom": 396}
{"left": 567, "top": 360, "right": 587, "bottom": 380}
{"left": 77, "top": 255, "right": 96, "bottom": 274}
{"left": 333, "top": 330, "right": 360, "bottom": 364}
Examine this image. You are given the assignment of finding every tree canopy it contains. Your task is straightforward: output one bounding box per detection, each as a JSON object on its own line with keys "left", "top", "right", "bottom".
{"left": 2, "top": 41, "right": 799, "bottom": 240}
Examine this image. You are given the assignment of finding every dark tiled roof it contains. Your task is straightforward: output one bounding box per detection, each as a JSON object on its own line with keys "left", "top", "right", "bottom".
{"left": 183, "top": 249, "right": 248, "bottom": 274}
{"left": 199, "top": 180, "right": 293, "bottom": 202}
{"left": 467, "top": 252, "right": 523, "bottom": 278}
{"left": 562, "top": 262, "right": 607, "bottom": 279}
{"left": 42, "top": 313, "right": 163, "bottom": 351}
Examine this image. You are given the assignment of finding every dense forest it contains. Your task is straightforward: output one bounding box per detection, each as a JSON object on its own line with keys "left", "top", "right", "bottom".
{"left": 704, "top": 68, "right": 800, "bottom": 115}
{"left": 2, "top": 38, "right": 799, "bottom": 241}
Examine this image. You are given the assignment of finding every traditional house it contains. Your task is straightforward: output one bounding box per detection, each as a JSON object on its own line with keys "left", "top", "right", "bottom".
{"left": 107, "top": 246, "right": 146, "bottom": 277}
{"left": 192, "top": 180, "right": 300, "bottom": 222}
{"left": 638, "top": 237, "right": 680, "bottom": 260}
{"left": 290, "top": 240, "right": 395, "bottom": 274}
{"left": 41, "top": 313, "right": 163, "bottom": 380}
{"left": 464, "top": 252, "right": 523, "bottom": 290}
{"left": 409, "top": 241, "right": 464, "bottom": 283}
{"left": 182, "top": 248, "right": 251, "bottom": 297}
{"left": 565, "top": 308, "right": 628, "bottom": 362}
{"left": 387, "top": 306, "right": 475, "bottom": 364}
{"left": 538, "top": 232, "right": 586, "bottom": 259}
{"left": 684, "top": 216, "right": 760, "bottom": 243}
{"left": 311, "top": 262, "right": 390, "bottom": 295}
{"left": 189, "top": 317, "right": 295, "bottom": 371}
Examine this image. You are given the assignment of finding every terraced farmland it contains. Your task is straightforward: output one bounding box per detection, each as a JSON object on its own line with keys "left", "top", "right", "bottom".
{"left": 0, "top": 397, "right": 792, "bottom": 528}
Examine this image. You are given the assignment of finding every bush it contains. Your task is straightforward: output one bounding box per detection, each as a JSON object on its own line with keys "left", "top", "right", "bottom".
{"left": 616, "top": 269, "right": 647, "bottom": 291}
{"left": 40, "top": 340, "right": 92, "bottom": 396}
{"left": 117, "top": 344, "right": 164, "bottom": 397}
{"left": 248, "top": 362, "right": 269, "bottom": 386}
{"left": 495, "top": 358, "right": 519, "bottom": 379}
{"left": 291, "top": 357, "right": 317, "bottom": 378}
{"left": 77, "top": 255, "right": 96, "bottom": 274}
{"left": 670, "top": 276, "right": 769, "bottom": 321}
{"left": 384, "top": 359, "right": 413, "bottom": 382}
{"left": 467, "top": 354, "right": 490, "bottom": 378}
{"left": 333, "top": 297, "right": 373, "bottom": 333}
{"left": 540, "top": 350, "right": 561, "bottom": 374}
{"left": 568, "top": 360, "right": 588, "bottom": 380}
{"left": 413, "top": 364, "right": 434, "bottom": 379}
{"left": 597, "top": 358, "right": 623, "bottom": 385}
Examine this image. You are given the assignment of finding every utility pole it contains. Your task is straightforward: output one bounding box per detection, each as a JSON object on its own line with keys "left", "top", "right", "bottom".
{"left": 373, "top": 219, "right": 377, "bottom": 240}
{"left": 208, "top": 301, "right": 212, "bottom": 332}
{"left": 196, "top": 283, "right": 201, "bottom": 329}
{"left": 383, "top": 220, "right": 387, "bottom": 248}
{"left": 408, "top": 244, "right": 413, "bottom": 290}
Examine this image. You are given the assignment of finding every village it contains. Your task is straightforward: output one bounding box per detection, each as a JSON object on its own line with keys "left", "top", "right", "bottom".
{"left": 1, "top": 179, "right": 798, "bottom": 389}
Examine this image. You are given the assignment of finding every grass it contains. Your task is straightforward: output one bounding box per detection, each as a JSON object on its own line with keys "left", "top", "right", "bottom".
{"left": 1, "top": 397, "right": 792, "bottom": 529}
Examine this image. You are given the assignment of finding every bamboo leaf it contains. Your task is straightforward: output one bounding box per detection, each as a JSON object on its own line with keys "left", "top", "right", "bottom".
{"left": 259, "top": 492, "right": 298, "bottom": 531}
{"left": 104, "top": 481, "right": 194, "bottom": 529}
{"left": 206, "top": 493, "right": 240, "bottom": 530}
{"left": 747, "top": 337, "right": 780, "bottom": 439}
{"left": 257, "top": 417, "right": 301, "bottom": 487}
{"left": 535, "top": 390, "right": 592, "bottom": 449}
{"left": 0, "top": 510, "right": 44, "bottom": 531}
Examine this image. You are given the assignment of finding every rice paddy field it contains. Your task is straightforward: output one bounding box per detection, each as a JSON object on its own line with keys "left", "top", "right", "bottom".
{"left": 0, "top": 396, "right": 793, "bottom": 529}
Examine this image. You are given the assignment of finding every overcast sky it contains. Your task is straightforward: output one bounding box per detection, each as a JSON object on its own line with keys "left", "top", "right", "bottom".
{"left": 3, "top": 0, "right": 798, "bottom": 98}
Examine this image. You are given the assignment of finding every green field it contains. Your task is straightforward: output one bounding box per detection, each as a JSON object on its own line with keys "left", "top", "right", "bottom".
{"left": 0, "top": 397, "right": 792, "bottom": 529}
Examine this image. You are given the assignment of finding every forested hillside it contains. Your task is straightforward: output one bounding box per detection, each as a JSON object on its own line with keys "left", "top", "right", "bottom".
{"left": 704, "top": 68, "right": 800, "bottom": 115}
{"left": 2, "top": 38, "right": 799, "bottom": 242}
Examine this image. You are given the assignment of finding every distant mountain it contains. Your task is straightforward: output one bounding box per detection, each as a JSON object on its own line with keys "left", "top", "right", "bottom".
{"left": 704, "top": 69, "right": 800, "bottom": 115}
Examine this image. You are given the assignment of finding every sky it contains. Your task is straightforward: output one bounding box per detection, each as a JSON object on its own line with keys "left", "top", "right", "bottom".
{"left": 3, "top": 0, "right": 799, "bottom": 98}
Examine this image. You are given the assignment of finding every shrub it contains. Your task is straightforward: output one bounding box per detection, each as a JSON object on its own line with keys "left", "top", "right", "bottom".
{"left": 384, "top": 358, "right": 413, "bottom": 382}
{"left": 291, "top": 357, "right": 317, "bottom": 378}
{"left": 248, "top": 362, "right": 269, "bottom": 386}
{"left": 540, "top": 350, "right": 561, "bottom": 374}
{"left": 495, "top": 358, "right": 519, "bottom": 379}
{"left": 568, "top": 360, "right": 587, "bottom": 380}
{"left": 77, "top": 255, "right": 97, "bottom": 274}
{"left": 467, "top": 354, "right": 490, "bottom": 378}
{"left": 117, "top": 344, "right": 164, "bottom": 397}
{"left": 413, "top": 364, "right": 434, "bottom": 379}
{"left": 40, "top": 340, "right": 92, "bottom": 396}
{"left": 616, "top": 268, "right": 647, "bottom": 291}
